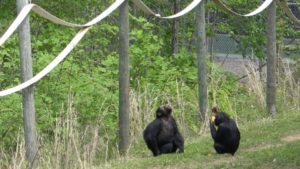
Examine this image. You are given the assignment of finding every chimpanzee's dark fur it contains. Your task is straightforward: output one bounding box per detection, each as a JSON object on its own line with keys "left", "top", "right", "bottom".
{"left": 143, "top": 105, "right": 184, "bottom": 156}
{"left": 210, "top": 107, "right": 240, "bottom": 156}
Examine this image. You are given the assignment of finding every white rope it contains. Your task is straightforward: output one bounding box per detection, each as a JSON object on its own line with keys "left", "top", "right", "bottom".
{"left": 131, "top": 0, "right": 204, "bottom": 19}
{"left": 0, "top": 0, "right": 128, "bottom": 47}
{"left": 0, "top": 0, "right": 276, "bottom": 96}
{"left": 213, "top": 0, "right": 274, "bottom": 17}
{"left": 0, "top": 0, "right": 125, "bottom": 96}
{"left": 0, "top": 4, "right": 87, "bottom": 47}
{"left": 130, "top": 0, "right": 159, "bottom": 16}
{"left": 32, "top": 5, "right": 85, "bottom": 27}
{"left": 245, "top": 0, "right": 274, "bottom": 16}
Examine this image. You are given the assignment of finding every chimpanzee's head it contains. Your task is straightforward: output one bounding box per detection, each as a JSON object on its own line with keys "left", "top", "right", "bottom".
{"left": 156, "top": 104, "right": 172, "bottom": 118}
{"left": 212, "top": 107, "right": 230, "bottom": 126}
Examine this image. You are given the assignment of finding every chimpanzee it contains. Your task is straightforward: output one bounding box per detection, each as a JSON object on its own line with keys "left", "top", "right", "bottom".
{"left": 143, "top": 104, "right": 184, "bottom": 156}
{"left": 209, "top": 107, "right": 240, "bottom": 156}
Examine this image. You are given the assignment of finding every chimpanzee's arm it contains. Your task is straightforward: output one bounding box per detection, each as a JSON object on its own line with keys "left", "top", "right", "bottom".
{"left": 210, "top": 121, "right": 218, "bottom": 142}
{"left": 171, "top": 117, "right": 184, "bottom": 152}
{"left": 210, "top": 123, "right": 229, "bottom": 143}
{"left": 143, "top": 119, "right": 162, "bottom": 156}
{"left": 171, "top": 117, "right": 180, "bottom": 136}
{"left": 174, "top": 132, "right": 184, "bottom": 152}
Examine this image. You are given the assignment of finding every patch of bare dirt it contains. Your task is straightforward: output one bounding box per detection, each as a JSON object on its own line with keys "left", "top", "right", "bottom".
{"left": 281, "top": 134, "right": 300, "bottom": 143}
{"left": 247, "top": 133, "right": 300, "bottom": 152}
{"left": 246, "top": 144, "right": 282, "bottom": 152}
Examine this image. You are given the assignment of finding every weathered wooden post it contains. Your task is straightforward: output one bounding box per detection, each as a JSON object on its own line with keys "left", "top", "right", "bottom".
{"left": 196, "top": 0, "right": 208, "bottom": 121}
{"left": 266, "top": 0, "right": 277, "bottom": 115}
{"left": 118, "top": 0, "right": 130, "bottom": 156}
{"left": 16, "top": 0, "right": 38, "bottom": 167}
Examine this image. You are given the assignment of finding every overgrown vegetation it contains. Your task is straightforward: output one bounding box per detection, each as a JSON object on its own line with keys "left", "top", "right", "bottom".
{"left": 0, "top": 0, "right": 300, "bottom": 168}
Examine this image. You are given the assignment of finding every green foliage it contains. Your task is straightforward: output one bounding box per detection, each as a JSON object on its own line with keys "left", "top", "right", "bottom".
{"left": 130, "top": 16, "right": 197, "bottom": 94}
{"left": 0, "top": 36, "right": 22, "bottom": 149}
{"left": 0, "top": 0, "right": 300, "bottom": 167}
{"left": 208, "top": 61, "right": 238, "bottom": 114}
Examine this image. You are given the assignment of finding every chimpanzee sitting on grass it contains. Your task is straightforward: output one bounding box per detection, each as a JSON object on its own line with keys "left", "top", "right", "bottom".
{"left": 143, "top": 104, "right": 184, "bottom": 156}
{"left": 210, "top": 107, "right": 240, "bottom": 156}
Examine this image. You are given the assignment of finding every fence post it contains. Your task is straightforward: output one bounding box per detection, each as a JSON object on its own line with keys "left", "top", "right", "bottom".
{"left": 118, "top": 0, "right": 130, "bottom": 156}
{"left": 266, "top": 0, "right": 277, "bottom": 115}
{"left": 196, "top": 0, "right": 208, "bottom": 121}
{"left": 16, "top": 0, "right": 38, "bottom": 168}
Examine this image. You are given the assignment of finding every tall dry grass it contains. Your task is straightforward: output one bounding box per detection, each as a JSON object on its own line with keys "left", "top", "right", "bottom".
{"left": 243, "top": 58, "right": 300, "bottom": 113}
{"left": 0, "top": 82, "right": 200, "bottom": 168}
{"left": 277, "top": 59, "right": 300, "bottom": 111}
{"left": 244, "top": 63, "right": 266, "bottom": 108}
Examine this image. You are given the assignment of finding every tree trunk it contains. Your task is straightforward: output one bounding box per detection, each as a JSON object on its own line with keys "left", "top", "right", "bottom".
{"left": 118, "top": 0, "right": 130, "bottom": 156}
{"left": 208, "top": 11, "right": 217, "bottom": 75}
{"left": 196, "top": 1, "right": 208, "bottom": 121}
{"left": 172, "top": 0, "right": 180, "bottom": 54}
{"left": 132, "top": 1, "right": 138, "bottom": 29}
{"left": 266, "top": 0, "right": 277, "bottom": 115}
{"left": 259, "top": 59, "right": 264, "bottom": 80}
{"left": 16, "top": 0, "right": 38, "bottom": 168}
{"left": 182, "top": 15, "right": 186, "bottom": 49}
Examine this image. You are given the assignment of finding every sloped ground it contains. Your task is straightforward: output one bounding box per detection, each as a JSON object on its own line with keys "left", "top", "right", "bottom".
{"left": 105, "top": 111, "right": 300, "bottom": 169}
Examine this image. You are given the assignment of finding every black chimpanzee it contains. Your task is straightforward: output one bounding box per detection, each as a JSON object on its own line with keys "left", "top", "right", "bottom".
{"left": 143, "top": 104, "right": 184, "bottom": 156}
{"left": 210, "top": 107, "right": 240, "bottom": 156}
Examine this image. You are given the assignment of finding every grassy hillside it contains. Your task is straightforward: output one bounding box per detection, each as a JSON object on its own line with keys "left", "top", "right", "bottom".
{"left": 107, "top": 111, "right": 300, "bottom": 169}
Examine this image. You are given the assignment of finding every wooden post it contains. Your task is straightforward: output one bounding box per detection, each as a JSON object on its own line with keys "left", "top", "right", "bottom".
{"left": 266, "top": 0, "right": 277, "bottom": 115}
{"left": 196, "top": 1, "right": 208, "bottom": 121}
{"left": 118, "top": 0, "right": 130, "bottom": 156}
{"left": 16, "top": 0, "right": 38, "bottom": 168}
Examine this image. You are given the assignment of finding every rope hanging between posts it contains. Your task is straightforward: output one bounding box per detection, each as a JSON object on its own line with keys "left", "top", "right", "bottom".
{"left": 0, "top": 0, "right": 125, "bottom": 96}
{"left": 0, "top": 0, "right": 289, "bottom": 96}
{"left": 0, "top": 0, "right": 209, "bottom": 97}
{"left": 132, "top": 0, "right": 274, "bottom": 18}
{"left": 212, "top": 0, "right": 274, "bottom": 16}
{"left": 0, "top": 0, "right": 208, "bottom": 46}
{"left": 0, "top": 0, "right": 127, "bottom": 47}
{"left": 131, "top": 0, "right": 203, "bottom": 19}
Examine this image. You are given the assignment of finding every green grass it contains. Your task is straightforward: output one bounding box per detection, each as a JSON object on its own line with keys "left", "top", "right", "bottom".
{"left": 106, "top": 111, "right": 300, "bottom": 169}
